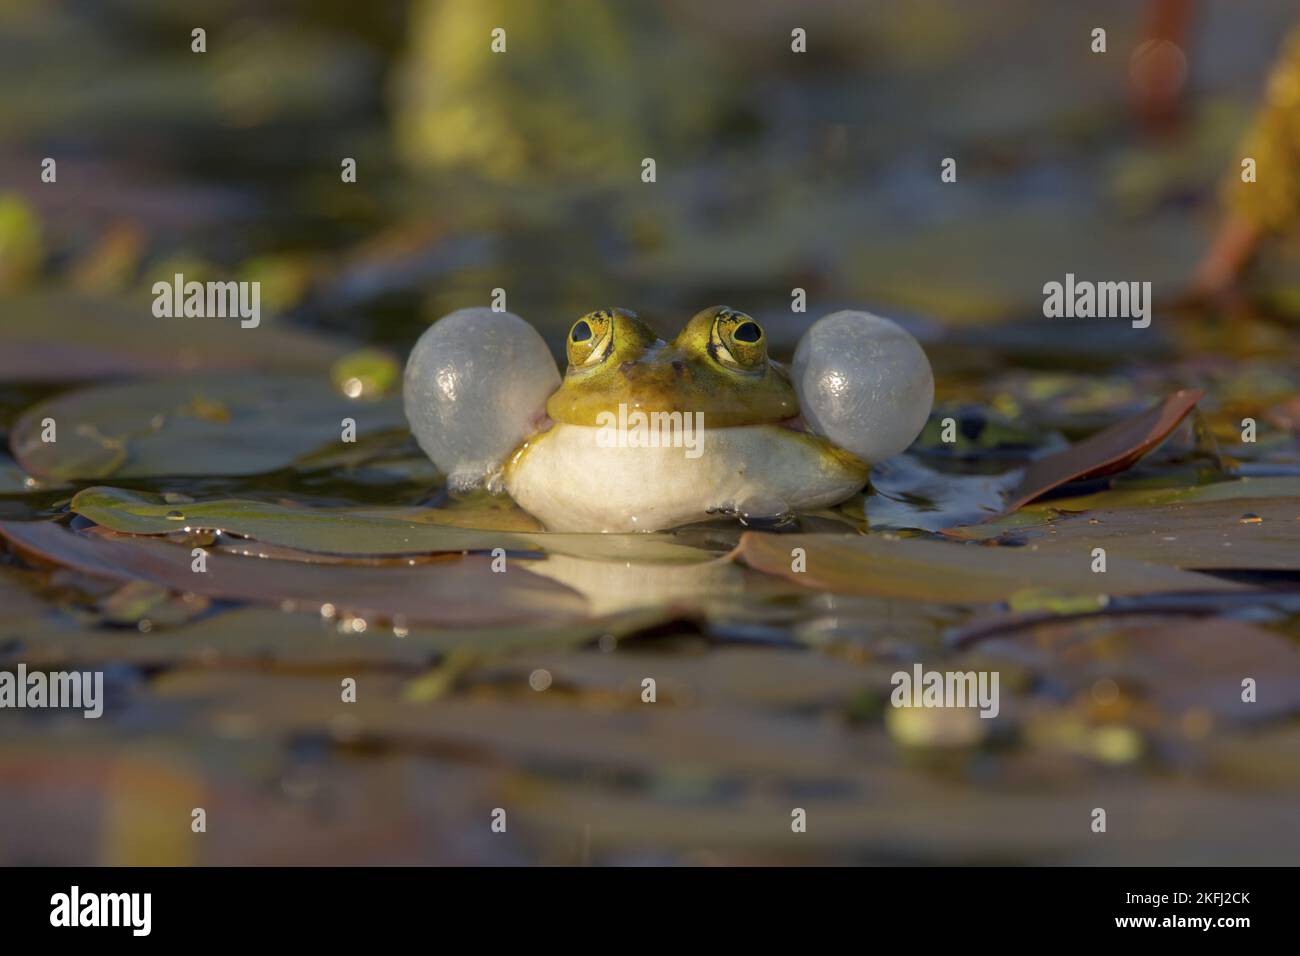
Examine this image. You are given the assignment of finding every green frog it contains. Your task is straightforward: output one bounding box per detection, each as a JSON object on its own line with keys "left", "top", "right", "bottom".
{"left": 404, "top": 305, "right": 933, "bottom": 532}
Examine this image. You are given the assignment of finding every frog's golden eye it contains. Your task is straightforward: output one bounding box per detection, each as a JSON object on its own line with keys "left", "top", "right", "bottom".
{"left": 711, "top": 309, "right": 767, "bottom": 371}
{"left": 567, "top": 310, "right": 615, "bottom": 368}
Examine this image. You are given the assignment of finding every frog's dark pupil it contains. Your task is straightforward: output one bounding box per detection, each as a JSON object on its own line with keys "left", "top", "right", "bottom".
{"left": 734, "top": 321, "right": 761, "bottom": 343}
{"left": 572, "top": 321, "right": 593, "bottom": 342}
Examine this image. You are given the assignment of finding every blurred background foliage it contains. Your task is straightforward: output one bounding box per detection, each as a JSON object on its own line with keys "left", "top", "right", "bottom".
{"left": 3, "top": 0, "right": 1300, "bottom": 352}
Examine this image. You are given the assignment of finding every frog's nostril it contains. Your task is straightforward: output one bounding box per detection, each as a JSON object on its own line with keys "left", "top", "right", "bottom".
{"left": 734, "top": 321, "right": 762, "bottom": 343}
{"left": 571, "top": 320, "right": 593, "bottom": 342}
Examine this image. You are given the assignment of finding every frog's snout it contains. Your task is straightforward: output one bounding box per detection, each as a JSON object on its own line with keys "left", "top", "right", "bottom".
{"left": 791, "top": 311, "right": 934, "bottom": 464}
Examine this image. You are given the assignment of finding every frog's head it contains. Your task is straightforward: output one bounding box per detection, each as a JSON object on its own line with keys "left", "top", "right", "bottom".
{"left": 546, "top": 306, "right": 798, "bottom": 427}
{"left": 404, "top": 305, "right": 932, "bottom": 490}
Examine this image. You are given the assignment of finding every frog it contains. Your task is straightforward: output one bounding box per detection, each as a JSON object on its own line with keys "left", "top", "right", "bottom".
{"left": 403, "top": 305, "right": 933, "bottom": 532}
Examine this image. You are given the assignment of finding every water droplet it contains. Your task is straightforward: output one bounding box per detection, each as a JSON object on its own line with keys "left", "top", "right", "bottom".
{"left": 736, "top": 495, "right": 795, "bottom": 529}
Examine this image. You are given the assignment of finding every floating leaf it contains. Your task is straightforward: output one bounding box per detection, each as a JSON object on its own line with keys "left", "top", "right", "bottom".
{"left": 733, "top": 531, "right": 1243, "bottom": 602}
{"left": 956, "top": 495, "right": 1300, "bottom": 572}
{"left": 986, "top": 475, "right": 1300, "bottom": 518}
{"left": 0, "top": 519, "right": 587, "bottom": 627}
{"left": 71, "top": 487, "right": 714, "bottom": 563}
{"left": 12, "top": 375, "right": 407, "bottom": 480}
{"left": 3, "top": 603, "right": 669, "bottom": 671}
{"left": 1001, "top": 389, "right": 1205, "bottom": 513}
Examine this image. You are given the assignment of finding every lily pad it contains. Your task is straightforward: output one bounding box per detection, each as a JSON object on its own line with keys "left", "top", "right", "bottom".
{"left": 953, "top": 495, "right": 1300, "bottom": 572}
{"left": 733, "top": 531, "right": 1244, "bottom": 603}
{"left": 71, "top": 487, "right": 714, "bottom": 563}
{"left": 0, "top": 519, "right": 587, "bottom": 627}
{"left": 998, "top": 475, "right": 1300, "bottom": 514}
{"left": 2, "top": 604, "right": 670, "bottom": 671}
{"left": 11, "top": 374, "right": 407, "bottom": 480}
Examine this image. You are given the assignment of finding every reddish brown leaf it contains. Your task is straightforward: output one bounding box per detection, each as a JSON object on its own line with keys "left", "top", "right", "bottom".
{"left": 1002, "top": 389, "right": 1204, "bottom": 513}
{"left": 0, "top": 520, "right": 586, "bottom": 628}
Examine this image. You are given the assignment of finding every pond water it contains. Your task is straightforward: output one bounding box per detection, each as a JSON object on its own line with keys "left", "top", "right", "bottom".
{"left": 1, "top": 0, "right": 1299, "bottom": 865}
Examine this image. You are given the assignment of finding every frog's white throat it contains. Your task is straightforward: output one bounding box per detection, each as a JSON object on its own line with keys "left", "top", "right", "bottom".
{"left": 592, "top": 405, "right": 706, "bottom": 460}
{"left": 505, "top": 422, "right": 867, "bottom": 533}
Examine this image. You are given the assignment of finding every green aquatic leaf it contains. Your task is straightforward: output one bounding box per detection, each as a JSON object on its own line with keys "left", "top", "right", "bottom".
{"left": 12, "top": 374, "right": 407, "bottom": 480}
{"left": 71, "top": 486, "right": 716, "bottom": 563}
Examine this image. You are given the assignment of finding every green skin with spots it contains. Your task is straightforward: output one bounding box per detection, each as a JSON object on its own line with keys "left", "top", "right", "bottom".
{"left": 545, "top": 306, "right": 802, "bottom": 429}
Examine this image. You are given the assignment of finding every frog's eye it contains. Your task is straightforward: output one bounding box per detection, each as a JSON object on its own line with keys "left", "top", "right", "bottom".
{"left": 566, "top": 311, "right": 616, "bottom": 368}
{"left": 711, "top": 310, "right": 767, "bottom": 371}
